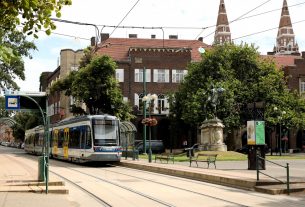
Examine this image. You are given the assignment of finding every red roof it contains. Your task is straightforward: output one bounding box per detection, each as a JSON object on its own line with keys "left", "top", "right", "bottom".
{"left": 261, "top": 55, "right": 301, "bottom": 68}
{"left": 96, "top": 38, "right": 210, "bottom": 62}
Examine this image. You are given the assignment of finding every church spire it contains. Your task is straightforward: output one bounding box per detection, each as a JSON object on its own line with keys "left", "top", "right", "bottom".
{"left": 214, "top": 0, "right": 231, "bottom": 45}
{"left": 273, "top": 0, "right": 299, "bottom": 55}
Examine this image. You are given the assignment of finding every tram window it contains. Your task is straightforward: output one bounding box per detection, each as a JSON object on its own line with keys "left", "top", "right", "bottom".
{"left": 35, "top": 134, "right": 39, "bottom": 146}
{"left": 86, "top": 126, "right": 92, "bottom": 148}
{"left": 58, "top": 130, "right": 64, "bottom": 148}
{"left": 39, "top": 133, "right": 44, "bottom": 146}
{"left": 49, "top": 131, "right": 53, "bottom": 147}
{"left": 69, "top": 128, "right": 80, "bottom": 148}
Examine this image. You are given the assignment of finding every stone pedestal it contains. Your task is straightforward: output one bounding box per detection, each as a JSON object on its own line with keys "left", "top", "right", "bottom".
{"left": 199, "top": 118, "right": 227, "bottom": 151}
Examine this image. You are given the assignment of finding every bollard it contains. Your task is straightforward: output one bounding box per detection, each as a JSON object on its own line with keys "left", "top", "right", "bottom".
{"left": 38, "top": 156, "right": 45, "bottom": 182}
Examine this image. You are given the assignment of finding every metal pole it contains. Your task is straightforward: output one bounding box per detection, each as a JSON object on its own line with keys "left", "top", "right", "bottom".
{"left": 256, "top": 155, "right": 259, "bottom": 181}
{"left": 125, "top": 133, "right": 128, "bottom": 160}
{"left": 286, "top": 163, "right": 290, "bottom": 195}
{"left": 45, "top": 95, "right": 49, "bottom": 194}
{"left": 279, "top": 124, "right": 282, "bottom": 156}
{"left": 148, "top": 106, "right": 152, "bottom": 163}
{"left": 143, "top": 67, "right": 147, "bottom": 154}
{"left": 22, "top": 95, "right": 48, "bottom": 194}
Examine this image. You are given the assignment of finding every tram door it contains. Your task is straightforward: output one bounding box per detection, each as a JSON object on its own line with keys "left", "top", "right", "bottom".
{"left": 63, "top": 128, "right": 69, "bottom": 159}
{"left": 80, "top": 126, "right": 87, "bottom": 157}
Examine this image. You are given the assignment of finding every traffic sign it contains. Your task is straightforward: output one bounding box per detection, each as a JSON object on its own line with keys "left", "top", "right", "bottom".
{"left": 4, "top": 91, "right": 46, "bottom": 112}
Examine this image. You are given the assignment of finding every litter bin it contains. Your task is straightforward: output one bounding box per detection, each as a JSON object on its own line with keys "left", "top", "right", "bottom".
{"left": 248, "top": 145, "right": 266, "bottom": 170}
{"left": 38, "top": 156, "right": 48, "bottom": 181}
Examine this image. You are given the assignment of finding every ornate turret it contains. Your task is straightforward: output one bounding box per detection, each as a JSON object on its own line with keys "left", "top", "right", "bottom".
{"left": 272, "top": 0, "right": 299, "bottom": 55}
{"left": 214, "top": 0, "right": 231, "bottom": 45}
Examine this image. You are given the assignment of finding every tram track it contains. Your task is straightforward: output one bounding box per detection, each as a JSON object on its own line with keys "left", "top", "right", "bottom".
{"left": 60, "top": 167, "right": 175, "bottom": 207}
{"left": 102, "top": 165, "right": 248, "bottom": 207}
{"left": 59, "top": 165, "right": 249, "bottom": 207}
{"left": 8, "top": 151, "right": 304, "bottom": 206}
{"left": 50, "top": 170, "right": 113, "bottom": 207}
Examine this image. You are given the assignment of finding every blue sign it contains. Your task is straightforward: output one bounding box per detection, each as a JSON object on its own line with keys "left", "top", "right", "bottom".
{"left": 5, "top": 96, "right": 20, "bottom": 110}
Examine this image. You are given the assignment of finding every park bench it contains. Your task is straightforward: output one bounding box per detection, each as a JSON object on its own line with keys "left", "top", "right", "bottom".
{"left": 155, "top": 153, "right": 175, "bottom": 163}
{"left": 190, "top": 153, "right": 218, "bottom": 168}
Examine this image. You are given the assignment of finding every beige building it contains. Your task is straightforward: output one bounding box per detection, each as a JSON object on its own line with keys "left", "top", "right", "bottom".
{"left": 47, "top": 49, "right": 84, "bottom": 123}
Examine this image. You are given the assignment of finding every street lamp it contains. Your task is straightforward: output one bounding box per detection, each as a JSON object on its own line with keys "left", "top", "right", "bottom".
{"left": 142, "top": 94, "right": 158, "bottom": 163}
{"left": 274, "top": 107, "right": 286, "bottom": 156}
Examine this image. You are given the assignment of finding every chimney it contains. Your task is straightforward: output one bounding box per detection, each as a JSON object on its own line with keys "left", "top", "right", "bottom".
{"left": 169, "top": 35, "right": 178, "bottom": 39}
{"left": 129, "top": 34, "right": 137, "bottom": 38}
{"left": 100, "top": 33, "right": 109, "bottom": 42}
{"left": 90, "top": 37, "right": 96, "bottom": 46}
{"left": 151, "top": 34, "right": 156, "bottom": 39}
{"left": 198, "top": 37, "right": 203, "bottom": 42}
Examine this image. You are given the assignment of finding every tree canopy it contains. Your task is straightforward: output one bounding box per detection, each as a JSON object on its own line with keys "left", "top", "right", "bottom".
{"left": 173, "top": 43, "right": 305, "bottom": 130}
{"left": 50, "top": 50, "right": 134, "bottom": 121}
{"left": 0, "top": 29, "right": 36, "bottom": 90}
{"left": 0, "top": 0, "right": 71, "bottom": 64}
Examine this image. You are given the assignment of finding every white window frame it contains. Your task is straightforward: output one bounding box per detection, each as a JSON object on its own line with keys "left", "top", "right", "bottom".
{"left": 300, "top": 79, "right": 305, "bottom": 94}
{"left": 153, "top": 69, "right": 169, "bottom": 83}
{"left": 172, "top": 69, "right": 187, "bottom": 83}
{"left": 135, "top": 69, "right": 151, "bottom": 82}
{"left": 116, "top": 69, "right": 124, "bottom": 82}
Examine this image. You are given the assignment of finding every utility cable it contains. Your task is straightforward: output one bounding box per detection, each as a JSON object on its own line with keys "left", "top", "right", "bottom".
{"left": 194, "top": 0, "right": 272, "bottom": 43}
{"left": 109, "top": 0, "right": 141, "bottom": 38}
{"left": 232, "top": 19, "right": 305, "bottom": 41}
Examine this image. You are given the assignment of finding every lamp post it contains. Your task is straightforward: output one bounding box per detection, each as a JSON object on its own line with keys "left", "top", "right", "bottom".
{"left": 274, "top": 107, "right": 286, "bottom": 156}
{"left": 142, "top": 94, "right": 157, "bottom": 163}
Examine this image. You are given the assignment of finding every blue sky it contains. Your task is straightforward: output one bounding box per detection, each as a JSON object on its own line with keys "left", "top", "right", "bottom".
{"left": 16, "top": 0, "right": 305, "bottom": 91}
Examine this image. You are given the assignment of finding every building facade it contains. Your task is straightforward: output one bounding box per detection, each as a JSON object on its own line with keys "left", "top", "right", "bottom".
{"left": 47, "top": 49, "right": 84, "bottom": 124}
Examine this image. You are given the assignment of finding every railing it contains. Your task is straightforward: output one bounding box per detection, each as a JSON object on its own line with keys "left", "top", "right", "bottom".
{"left": 256, "top": 155, "right": 290, "bottom": 195}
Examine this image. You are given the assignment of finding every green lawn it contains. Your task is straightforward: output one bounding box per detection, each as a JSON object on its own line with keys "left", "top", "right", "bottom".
{"left": 138, "top": 151, "right": 305, "bottom": 162}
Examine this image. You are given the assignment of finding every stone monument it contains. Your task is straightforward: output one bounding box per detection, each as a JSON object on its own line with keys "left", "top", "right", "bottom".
{"left": 199, "top": 87, "right": 227, "bottom": 151}
{"left": 200, "top": 118, "right": 227, "bottom": 151}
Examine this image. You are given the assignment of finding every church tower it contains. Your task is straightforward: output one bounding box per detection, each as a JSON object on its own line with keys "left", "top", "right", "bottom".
{"left": 271, "top": 0, "right": 299, "bottom": 55}
{"left": 214, "top": 0, "right": 231, "bottom": 44}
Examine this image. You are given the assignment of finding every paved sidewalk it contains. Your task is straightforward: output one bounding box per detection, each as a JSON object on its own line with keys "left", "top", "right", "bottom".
{"left": 1, "top": 147, "right": 305, "bottom": 207}
{"left": 119, "top": 155, "right": 305, "bottom": 195}
{"left": 0, "top": 152, "right": 68, "bottom": 194}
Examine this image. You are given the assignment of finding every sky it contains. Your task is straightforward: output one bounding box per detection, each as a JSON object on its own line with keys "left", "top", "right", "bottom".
{"left": 16, "top": 0, "right": 305, "bottom": 92}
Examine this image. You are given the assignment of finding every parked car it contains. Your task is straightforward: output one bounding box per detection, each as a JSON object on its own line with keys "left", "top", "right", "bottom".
{"left": 1, "top": 142, "right": 9, "bottom": 147}
{"left": 135, "top": 140, "right": 165, "bottom": 154}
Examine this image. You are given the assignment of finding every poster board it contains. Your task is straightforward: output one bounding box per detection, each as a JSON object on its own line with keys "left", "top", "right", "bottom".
{"left": 247, "top": 120, "right": 265, "bottom": 145}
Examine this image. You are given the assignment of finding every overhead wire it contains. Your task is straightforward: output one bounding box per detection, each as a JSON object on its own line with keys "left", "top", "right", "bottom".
{"left": 232, "top": 19, "right": 305, "bottom": 41}
{"left": 14, "top": 1, "right": 305, "bottom": 46}
{"left": 109, "top": 0, "right": 141, "bottom": 38}
{"left": 194, "top": 0, "right": 272, "bottom": 44}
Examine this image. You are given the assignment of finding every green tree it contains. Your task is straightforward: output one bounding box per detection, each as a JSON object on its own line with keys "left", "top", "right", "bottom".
{"left": 174, "top": 43, "right": 305, "bottom": 132}
{"left": 0, "top": 96, "right": 11, "bottom": 118}
{"left": 12, "top": 112, "right": 42, "bottom": 142}
{"left": 0, "top": 29, "right": 36, "bottom": 90}
{"left": 51, "top": 52, "right": 134, "bottom": 121}
{"left": 0, "top": 0, "right": 71, "bottom": 63}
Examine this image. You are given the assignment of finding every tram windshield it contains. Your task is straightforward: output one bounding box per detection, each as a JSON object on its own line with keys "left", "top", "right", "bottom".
{"left": 93, "top": 119, "right": 119, "bottom": 146}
